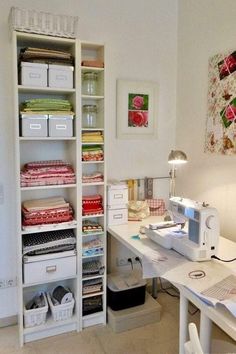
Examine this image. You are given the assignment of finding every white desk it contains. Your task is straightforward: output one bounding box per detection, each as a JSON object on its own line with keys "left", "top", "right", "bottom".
{"left": 108, "top": 217, "right": 236, "bottom": 354}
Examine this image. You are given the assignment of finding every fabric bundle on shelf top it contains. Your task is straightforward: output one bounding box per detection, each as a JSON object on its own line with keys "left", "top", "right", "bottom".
{"left": 19, "top": 47, "right": 74, "bottom": 66}
{"left": 22, "top": 196, "right": 74, "bottom": 229}
{"left": 82, "top": 145, "right": 103, "bottom": 161}
{"left": 21, "top": 98, "right": 73, "bottom": 114}
{"left": 21, "top": 160, "right": 76, "bottom": 187}
{"left": 81, "top": 131, "right": 103, "bottom": 143}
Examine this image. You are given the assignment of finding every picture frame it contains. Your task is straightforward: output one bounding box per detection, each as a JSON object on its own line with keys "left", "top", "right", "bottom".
{"left": 116, "top": 79, "right": 158, "bottom": 139}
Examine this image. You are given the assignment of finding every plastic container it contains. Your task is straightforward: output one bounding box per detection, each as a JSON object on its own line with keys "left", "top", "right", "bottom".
{"left": 82, "top": 105, "right": 97, "bottom": 128}
{"left": 24, "top": 292, "right": 48, "bottom": 328}
{"left": 47, "top": 293, "right": 74, "bottom": 321}
{"left": 82, "top": 72, "right": 98, "bottom": 95}
{"left": 107, "top": 274, "right": 146, "bottom": 311}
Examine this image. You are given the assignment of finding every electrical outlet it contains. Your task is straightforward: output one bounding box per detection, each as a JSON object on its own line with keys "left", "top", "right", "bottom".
{"left": 0, "top": 278, "right": 17, "bottom": 289}
{"left": 116, "top": 257, "right": 140, "bottom": 267}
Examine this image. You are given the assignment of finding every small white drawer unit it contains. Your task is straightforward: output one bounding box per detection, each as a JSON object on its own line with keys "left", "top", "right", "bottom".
{"left": 23, "top": 250, "right": 76, "bottom": 284}
{"left": 108, "top": 207, "right": 128, "bottom": 226}
{"left": 48, "top": 114, "right": 74, "bottom": 137}
{"left": 20, "top": 62, "right": 48, "bottom": 87}
{"left": 107, "top": 182, "right": 128, "bottom": 225}
{"left": 48, "top": 65, "right": 74, "bottom": 89}
{"left": 21, "top": 114, "right": 48, "bottom": 137}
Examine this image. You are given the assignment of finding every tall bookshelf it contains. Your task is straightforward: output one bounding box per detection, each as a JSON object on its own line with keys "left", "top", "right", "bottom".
{"left": 12, "top": 31, "right": 106, "bottom": 345}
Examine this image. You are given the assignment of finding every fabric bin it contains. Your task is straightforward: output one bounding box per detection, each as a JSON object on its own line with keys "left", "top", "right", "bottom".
{"left": 107, "top": 207, "right": 128, "bottom": 226}
{"left": 21, "top": 114, "right": 48, "bottom": 137}
{"left": 48, "top": 114, "right": 73, "bottom": 137}
{"left": 23, "top": 251, "right": 76, "bottom": 284}
{"left": 47, "top": 293, "right": 74, "bottom": 321}
{"left": 24, "top": 292, "right": 48, "bottom": 328}
{"left": 107, "top": 274, "right": 146, "bottom": 311}
{"left": 20, "top": 62, "right": 48, "bottom": 87}
{"left": 48, "top": 65, "right": 74, "bottom": 89}
{"left": 145, "top": 199, "right": 166, "bottom": 216}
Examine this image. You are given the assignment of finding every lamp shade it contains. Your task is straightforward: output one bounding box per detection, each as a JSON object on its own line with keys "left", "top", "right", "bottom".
{"left": 168, "top": 150, "right": 187, "bottom": 164}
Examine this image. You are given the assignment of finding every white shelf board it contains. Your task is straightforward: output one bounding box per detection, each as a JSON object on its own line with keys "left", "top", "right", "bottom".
{"left": 82, "top": 275, "right": 104, "bottom": 281}
{"left": 20, "top": 137, "right": 76, "bottom": 141}
{"left": 18, "top": 85, "right": 76, "bottom": 94}
{"left": 82, "top": 291, "right": 103, "bottom": 299}
{"left": 82, "top": 253, "right": 104, "bottom": 259}
{"left": 81, "top": 142, "right": 104, "bottom": 146}
{"left": 82, "top": 128, "right": 104, "bottom": 131}
{"left": 82, "top": 214, "right": 104, "bottom": 219}
{"left": 82, "top": 232, "right": 104, "bottom": 237}
{"left": 23, "top": 315, "right": 77, "bottom": 335}
{"left": 81, "top": 66, "right": 104, "bottom": 72}
{"left": 81, "top": 95, "right": 104, "bottom": 100}
{"left": 21, "top": 221, "right": 77, "bottom": 235}
{"left": 82, "top": 161, "right": 104, "bottom": 164}
{"left": 21, "top": 184, "right": 77, "bottom": 191}
{"left": 82, "top": 182, "right": 104, "bottom": 187}
{"left": 23, "top": 275, "right": 77, "bottom": 288}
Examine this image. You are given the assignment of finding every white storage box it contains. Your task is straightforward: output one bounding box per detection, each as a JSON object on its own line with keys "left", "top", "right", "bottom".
{"left": 21, "top": 114, "right": 48, "bottom": 137}
{"left": 107, "top": 183, "right": 128, "bottom": 209}
{"left": 108, "top": 207, "right": 128, "bottom": 226}
{"left": 23, "top": 250, "right": 76, "bottom": 284}
{"left": 20, "top": 62, "right": 48, "bottom": 87}
{"left": 24, "top": 292, "right": 48, "bottom": 328}
{"left": 108, "top": 292, "right": 161, "bottom": 333}
{"left": 48, "top": 114, "right": 74, "bottom": 137}
{"left": 48, "top": 65, "right": 74, "bottom": 89}
{"left": 47, "top": 293, "right": 74, "bottom": 321}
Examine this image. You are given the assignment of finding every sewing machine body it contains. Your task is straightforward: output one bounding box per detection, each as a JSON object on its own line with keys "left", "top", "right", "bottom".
{"left": 145, "top": 197, "right": 219, "bottom": 261}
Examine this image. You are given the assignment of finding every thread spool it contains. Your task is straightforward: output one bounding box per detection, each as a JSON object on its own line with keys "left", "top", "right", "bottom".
{"left": 52, "top": 286, "right": 73, "bottom": 304}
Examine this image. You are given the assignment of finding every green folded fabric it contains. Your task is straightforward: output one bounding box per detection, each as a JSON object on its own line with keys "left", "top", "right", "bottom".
{"left": 21, "top": 99, "right": 72, "bottom": 112}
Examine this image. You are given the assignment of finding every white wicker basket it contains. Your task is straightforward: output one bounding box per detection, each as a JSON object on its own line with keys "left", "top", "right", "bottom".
{"left": 47, "top": 292, "right": 74, "bottom": 321}
{"left": 24, "top": 292, "right": 48, "bottom": 328}
{"left": 9, "top": 7, "right": 78, "bottom": 38}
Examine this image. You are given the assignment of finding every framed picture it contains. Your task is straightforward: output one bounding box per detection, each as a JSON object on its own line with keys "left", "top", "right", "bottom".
{"left": 116, "top": 79, "right": 158, "bottom": 139}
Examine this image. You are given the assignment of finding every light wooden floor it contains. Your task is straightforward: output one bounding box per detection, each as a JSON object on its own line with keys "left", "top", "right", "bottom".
{"left": 0, "top": 292, "right": 235, "bottom": 354}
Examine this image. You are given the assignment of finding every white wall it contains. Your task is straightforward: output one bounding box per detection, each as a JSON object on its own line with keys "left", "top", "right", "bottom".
{"left": 0, "top": 0, "right": 177, "bottom": 318}
{"left": 176, "top": 0, "right": 236, "bottom": 242}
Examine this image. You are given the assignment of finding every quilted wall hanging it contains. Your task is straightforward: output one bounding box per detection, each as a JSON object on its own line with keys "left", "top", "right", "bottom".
{"left": 205, "top": 50, "right": 236, "bottom": 154}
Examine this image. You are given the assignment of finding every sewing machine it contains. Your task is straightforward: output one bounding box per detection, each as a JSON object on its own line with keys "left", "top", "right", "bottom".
{"left": 145, "top": 197, "right": 219, "bottom": 261}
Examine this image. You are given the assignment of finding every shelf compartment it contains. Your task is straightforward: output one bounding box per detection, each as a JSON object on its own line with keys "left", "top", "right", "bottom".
{"left": 82, "top": 274, "right": 104, "bottom": 281}
{"left": 21, "top": 220, "right": 77, "bottom": 235}
{"left": 82, "top": 311, "right": 105, "bottom": 328}
{"left": 82, "top": 95, "right": 104, "bottom": 100}
{"left": 82, "top": 291, "right": 103, "bottom": 299}
{"left": 18, "top": 85, "right": 76, "bottom": 95}
{"left": 82, "top": 214, "right": 104, "bottom": 220}
{"left": 82, "top": 182, "right": 104, "bottom": 187}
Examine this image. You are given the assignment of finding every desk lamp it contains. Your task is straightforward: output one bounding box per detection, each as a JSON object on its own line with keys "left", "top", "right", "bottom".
{"left": 168, "top": 150, "right": 188, "bottom": 197}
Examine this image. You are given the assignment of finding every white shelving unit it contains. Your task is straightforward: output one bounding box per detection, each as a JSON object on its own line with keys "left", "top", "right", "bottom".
{"left": 80, "top": 41, "right": 106, "bottom": 329}
{"left": 12, "top": 31, "right": 106, "bottom": 345}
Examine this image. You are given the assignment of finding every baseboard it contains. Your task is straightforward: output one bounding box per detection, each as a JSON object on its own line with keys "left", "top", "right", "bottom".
{"left": 0, "top": 315, "right": 17, "bottom": 328}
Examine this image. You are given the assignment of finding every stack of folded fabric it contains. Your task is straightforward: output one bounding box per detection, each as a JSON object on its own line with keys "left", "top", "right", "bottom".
{"left": 82, "top": 195, "right": 103, "bottom": 216}
{"left": 81, "top": 60, "right": 104, "bottom": 68}
{"left": 21, "top": 160, "right": 76, "bottom": 187}
{"left": 82, "top": 220, "right": 103, "bottom": 234}
{"left": 81, "top": 131, "right": 103, "bottom": 143}
{"left": 20, "top": 47, "right": 74, "bottom": 65}
{"left": 82, "top": 278, "right": 103, "bottom": 295}
{"left": 82, "top": 239, "right": 103, "bottom": 257}
{"left": 21, "top": 98, "right": 73, "bottom": 113}
{"left": 22, "top": 197, "right": 74, "bottom": 228}
{"left": 82, "top": 171, "right": 103, "bottom": 184}
{"left": 82, "top": 260, "right": 105, "bottom": 278}
{"left": 83, "top": 295, "right": 103, "bottom": 315}
{"left": 82, "top": 146, "right": 103, "bottom": 161}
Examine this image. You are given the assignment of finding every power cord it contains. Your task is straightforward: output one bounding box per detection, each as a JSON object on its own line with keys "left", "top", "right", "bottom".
{"left": 135, "top": 256, "right": 142, "bottom": 268}
{"left": 212, "top": 255, "right": 236, "bottom": 262}
{"left": 127, "top": 258, "right": 133, "bottom": 270}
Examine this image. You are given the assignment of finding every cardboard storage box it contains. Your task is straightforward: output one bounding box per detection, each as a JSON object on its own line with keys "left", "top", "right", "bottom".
{"left": 107, "top": 273, "right": 146, "bottom": 311}
{"left": 23, "top": 250, "right": 76, "bottom": 284}
{"left": 108, "top": 292, "right": 161, "bottom": 333}
{"left": 107, "top": 207, "right": 128, "bottom": 226}
{"left": 48, "top": 65, "right": 74, "bottom": 89}
{"left": 48, "top": 114, "right": 74, "bottom": 137}
{"left": 21, "top": 114, "right": 48, "bottom": 137}
{"left": 20, "top": 62, "right": 48, "bottom": 87}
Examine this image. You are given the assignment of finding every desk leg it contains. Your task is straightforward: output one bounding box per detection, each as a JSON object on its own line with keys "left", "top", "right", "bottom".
{"left": 200, "top": 312, "right": 212, "bottom": 354}
{"left": 179, "top": 294, "right": 188, "bottom": 354}
{"left": 152, "top": 278, "right": 158, "bottom": 298}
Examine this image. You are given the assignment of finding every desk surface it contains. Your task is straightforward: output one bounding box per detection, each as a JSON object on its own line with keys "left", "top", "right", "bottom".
{"left": 108, "top": 217, "right": 236, "bottom": 341}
